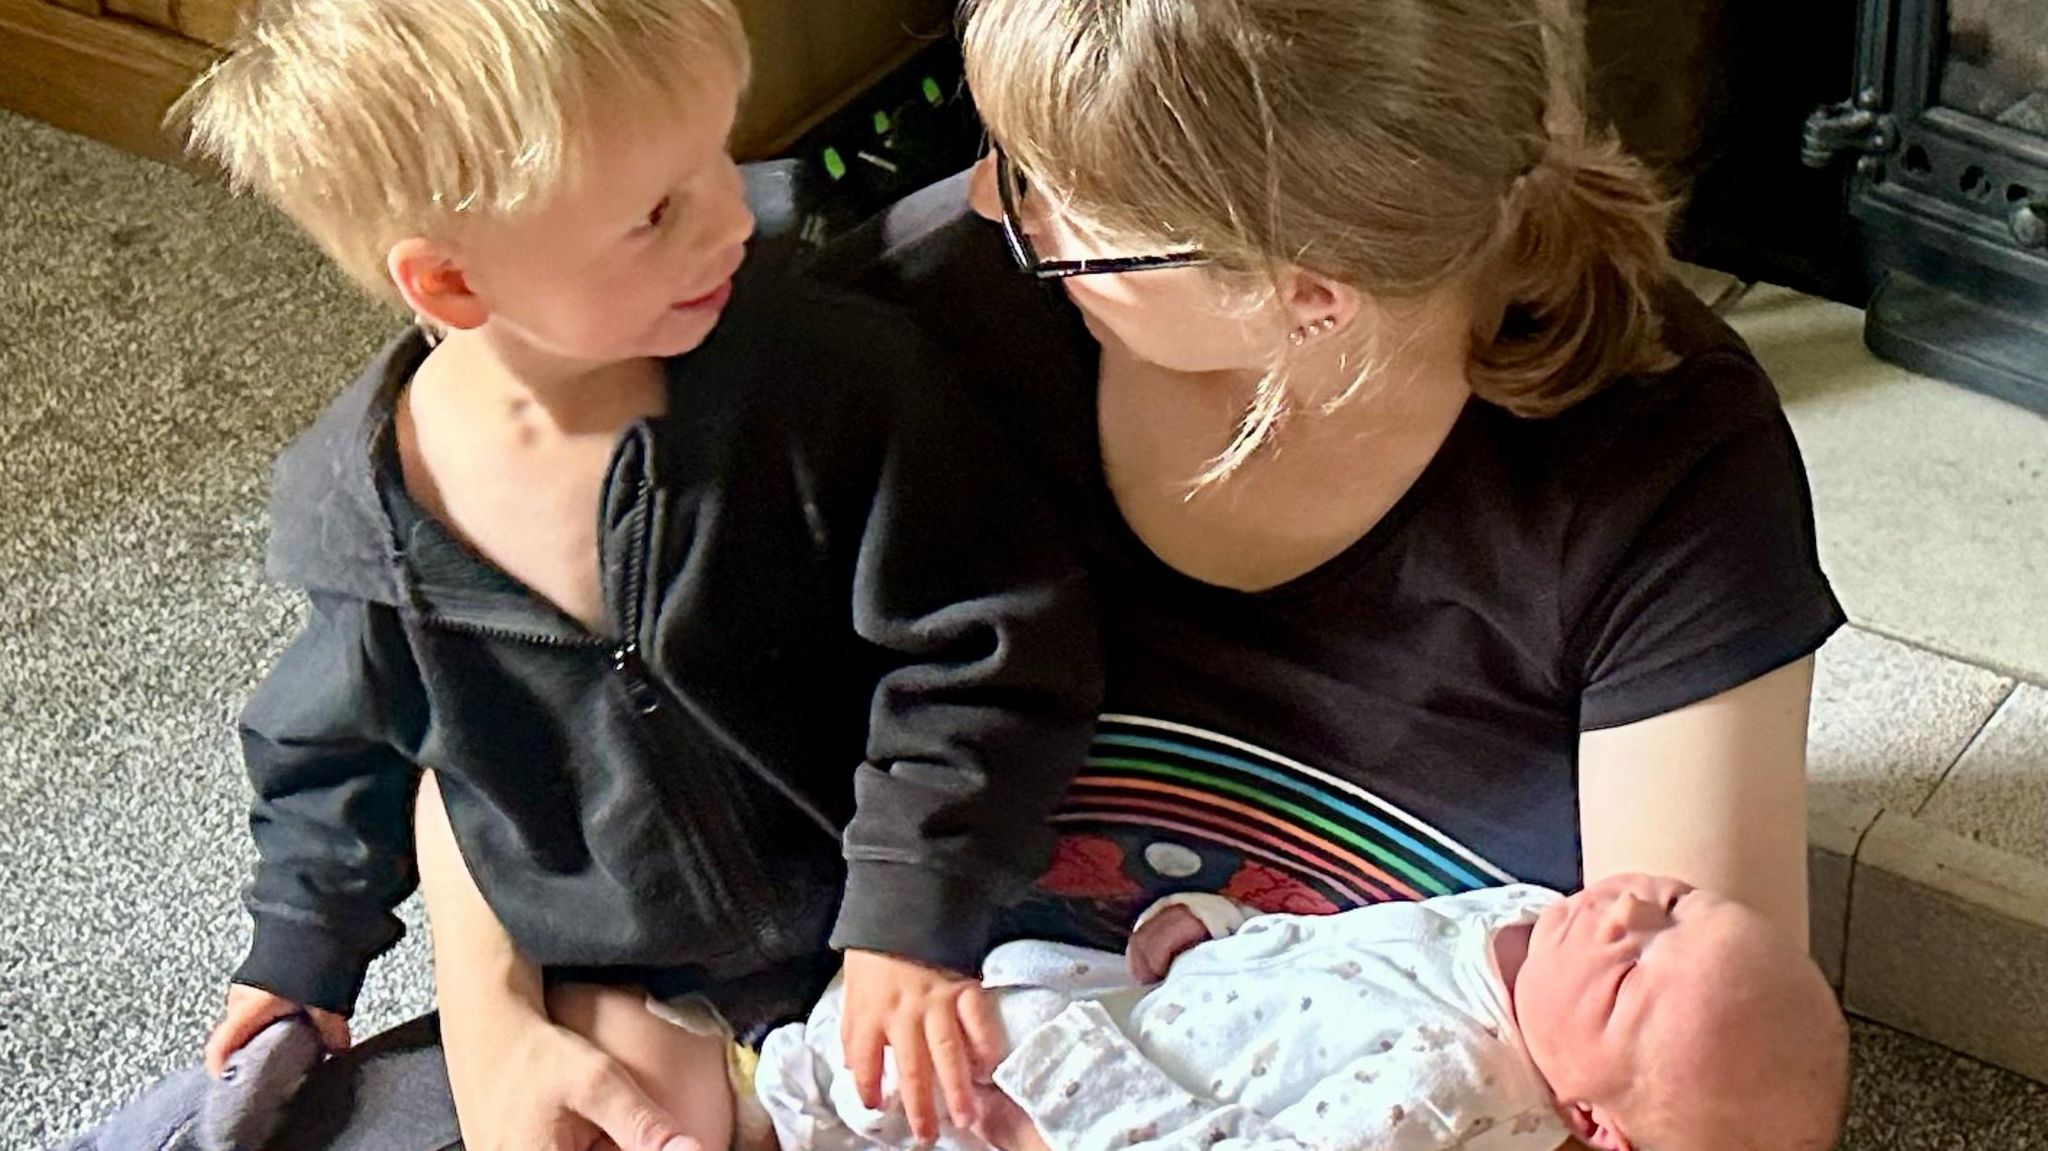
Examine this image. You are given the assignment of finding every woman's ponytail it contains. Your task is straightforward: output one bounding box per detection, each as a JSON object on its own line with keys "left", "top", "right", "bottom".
{"left": 1466, "top": 125, "right": 1680, "bottom": 417}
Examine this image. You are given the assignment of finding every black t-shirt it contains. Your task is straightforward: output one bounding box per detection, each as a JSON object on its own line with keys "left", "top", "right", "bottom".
{"left": 818, "top": 174, "right": 1846, "bottom": 950}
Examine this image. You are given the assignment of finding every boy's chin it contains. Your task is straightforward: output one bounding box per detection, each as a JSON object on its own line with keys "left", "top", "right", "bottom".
{"left": 642, "top": 307, "right": 726, "bottom": 359}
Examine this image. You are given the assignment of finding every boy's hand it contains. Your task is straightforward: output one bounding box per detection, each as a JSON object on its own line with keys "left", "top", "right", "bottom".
{"left": 840, "top": 949, "right": 1004, "bottom": 1143}
{"left": 204, "top": 983, "right": 352, "bottom": 1077}
{"left": 1126, "top": 904, "right": 1212, "bottom": 984}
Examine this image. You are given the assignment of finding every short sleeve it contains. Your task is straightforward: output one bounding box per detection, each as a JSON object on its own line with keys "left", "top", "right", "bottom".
{"left": 1568, "top": 355, "right": 1847, "bottom": 731}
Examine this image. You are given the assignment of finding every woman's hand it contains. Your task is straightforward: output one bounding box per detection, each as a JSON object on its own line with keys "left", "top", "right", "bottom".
{"left": 416, "top": 772, "right": 694, "bottom": 1151}
{"left": 443, "top": 1000, "right": 699, "bottom": 1151}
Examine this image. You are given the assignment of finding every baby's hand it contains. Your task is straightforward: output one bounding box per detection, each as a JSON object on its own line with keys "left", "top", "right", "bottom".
{"left": 204, "top": 983, "right": 352, "bottom": 1077}
{"left": 1127, "top": 903, "right": 1212, "bottom": 983}
{"left": 839, "top": 949, "right": 1004, "bottom": 1143}
{"left": 973, "top": 1087, "right": 1056, "bottom": 1151}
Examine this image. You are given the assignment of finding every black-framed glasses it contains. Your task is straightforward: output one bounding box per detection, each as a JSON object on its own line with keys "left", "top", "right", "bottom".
{"left": 993, "top": 146, "right": 1211, "bottom": 280}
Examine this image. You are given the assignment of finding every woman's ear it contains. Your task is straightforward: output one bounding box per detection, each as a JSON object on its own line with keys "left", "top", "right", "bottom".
{"left": 388, "top": 238, "right": 490, "bottom": 332}
{"left": 1275, "top": 267, "right": 1363, "bottom": 336}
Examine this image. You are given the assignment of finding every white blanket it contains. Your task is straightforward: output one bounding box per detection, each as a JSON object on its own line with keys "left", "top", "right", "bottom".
{"left": 756, "top": 886, "right": 1572, "bottom": 1151}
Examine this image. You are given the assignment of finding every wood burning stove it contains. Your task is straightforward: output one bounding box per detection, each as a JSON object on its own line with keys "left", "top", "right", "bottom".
{"left": 1805, "top": 0, "right": 2048, "bottom": 413}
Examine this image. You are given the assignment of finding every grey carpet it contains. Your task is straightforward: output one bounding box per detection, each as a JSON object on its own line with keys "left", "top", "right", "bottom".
{"left": 0, "top": 110, "right": 431, "bottom": 1148}
{"left": 2, "top": 108, "right": 2045, "bottom": 1150}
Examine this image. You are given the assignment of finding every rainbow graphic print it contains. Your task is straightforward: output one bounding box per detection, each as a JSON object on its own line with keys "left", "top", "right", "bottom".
{"left": 1008, "top": 714, "right": 1518, "bottom": 947}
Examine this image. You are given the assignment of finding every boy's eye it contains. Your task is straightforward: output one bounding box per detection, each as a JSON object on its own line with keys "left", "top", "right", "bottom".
{"left": 645, "top": 196, "right": 672, "bottom": 229}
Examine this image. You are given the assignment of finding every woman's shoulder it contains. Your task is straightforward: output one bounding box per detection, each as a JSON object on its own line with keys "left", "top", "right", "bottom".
{"left": 808, "top": 172, "right": 1016, "bottom": 305}
{"left": 1513, "top": 282, "right": 1788, "bottom": 470}
{"left": 681, "top": 250, "right": 885, "bottom": 407}
{"left": 1478, "top": 283, "right": 1840, "bottom": 726}
{"left": 809, "top": 172, "right": 1104, "bottom": 502}
{"left": 811, "top": 173, "right": 1095, "bottom": 385}
{"left": 1462, "top": 280, "right": 1808, "bottom": 551}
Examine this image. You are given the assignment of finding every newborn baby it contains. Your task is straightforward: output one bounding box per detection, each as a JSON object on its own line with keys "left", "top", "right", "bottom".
{"left": 754, "top": 874, "right": 1849, "bottom": 1151}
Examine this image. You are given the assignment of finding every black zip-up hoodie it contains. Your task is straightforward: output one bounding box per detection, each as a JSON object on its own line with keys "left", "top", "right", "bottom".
{"left": 232, "top": 257, "right": 1102, "bottom": 1023}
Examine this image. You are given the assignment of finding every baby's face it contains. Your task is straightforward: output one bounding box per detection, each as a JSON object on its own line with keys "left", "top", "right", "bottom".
{"left": 1510, "top": 875, "right": 1759, "bottom": 1145}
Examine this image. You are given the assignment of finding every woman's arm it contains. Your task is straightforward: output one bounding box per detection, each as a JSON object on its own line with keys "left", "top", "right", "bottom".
{"left": 1576, "top": 656, "right": 1817, "bottom": 949}
{"left": 415, "top": 773, "right": 695, "bottom": 1151}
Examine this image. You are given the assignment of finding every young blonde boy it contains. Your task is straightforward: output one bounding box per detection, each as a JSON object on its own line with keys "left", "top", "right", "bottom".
{"left": 176, "top": 3, "right": 1099, "bottom": 1148}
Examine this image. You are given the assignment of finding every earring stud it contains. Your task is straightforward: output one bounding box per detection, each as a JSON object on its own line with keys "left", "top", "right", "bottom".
{"left": 1289, "top": 316, "right": 1338, "bottom": 345}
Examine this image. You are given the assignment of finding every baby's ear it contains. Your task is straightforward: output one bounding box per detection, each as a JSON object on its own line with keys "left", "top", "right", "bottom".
{"left": 1566, "top": 1102, "right": 1636, "bottom": 1151}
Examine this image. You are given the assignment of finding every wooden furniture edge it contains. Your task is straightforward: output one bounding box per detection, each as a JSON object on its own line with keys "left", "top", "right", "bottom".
{"left": 2, "top": 3, "right": 949, "bottom": 171}
{"left": 0, "top": 0, "right": 218, "bottom": 165}
{"left": 739, "top": 25, "right": 949, "bottom": 160}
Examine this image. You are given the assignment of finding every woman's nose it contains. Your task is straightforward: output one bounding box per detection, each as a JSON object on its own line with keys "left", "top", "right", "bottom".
{"left": 967, "top": 153, "right": 1003, "bottom": 224}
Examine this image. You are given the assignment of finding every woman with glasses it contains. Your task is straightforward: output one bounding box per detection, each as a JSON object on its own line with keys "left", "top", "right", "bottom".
{"left": 815, "top": 0, "right": 1839, "bottom": 970}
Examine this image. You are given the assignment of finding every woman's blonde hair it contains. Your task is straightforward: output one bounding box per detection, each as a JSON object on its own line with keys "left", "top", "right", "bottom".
{"left": 174, "top": 0, "right": 750, "bottom": 302}
{"left": 963, "top": 0, "right": 1677, "bottom": 475}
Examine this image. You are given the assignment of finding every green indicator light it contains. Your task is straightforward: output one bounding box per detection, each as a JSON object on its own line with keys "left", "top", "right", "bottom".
{"left": 873, "top": 110, "right": 892, "bottom": 134}
{"left": 923, "top": 77, "right": 944, "bottom": 106}
{"left": 823, "top": 147, "right": 847, "bottom": 181}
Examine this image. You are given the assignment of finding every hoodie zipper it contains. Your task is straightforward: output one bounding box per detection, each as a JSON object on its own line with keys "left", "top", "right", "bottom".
{"left": 425, "top": 617, "right": 607, "bottom": 649}
{"left": 609, "top": 467, "right": 793, "bottom": 960}
{"left": 610, "top": 467, "right": 665, "bottom": 715}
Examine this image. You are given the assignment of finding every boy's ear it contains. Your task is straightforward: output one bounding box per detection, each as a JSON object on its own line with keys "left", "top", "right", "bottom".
{"left": 388, "top": 238, "right": 489, "bottom": 332}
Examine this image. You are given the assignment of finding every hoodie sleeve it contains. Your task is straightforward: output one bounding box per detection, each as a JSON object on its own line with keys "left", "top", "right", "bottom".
{"left": 232, "top": 591, "right": 425, "bottom": 1015}
{"left": 829, "top": 326, "right": 1104, "bottom": 975}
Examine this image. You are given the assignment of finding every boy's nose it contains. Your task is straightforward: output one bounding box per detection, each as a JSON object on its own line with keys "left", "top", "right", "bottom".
{"left": 730, "top": 202, "right": 758, "bottom": 248}
{"left": 718, "top": 161, "right": 756, "bottom": 246}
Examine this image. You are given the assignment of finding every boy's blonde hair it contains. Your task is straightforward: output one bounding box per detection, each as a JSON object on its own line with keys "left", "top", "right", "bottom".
{"left": 963, "top": 0, "right": 1677, "bottom": 480}
{"left": 176, "top": 0, "right": 750, "bottom": 302}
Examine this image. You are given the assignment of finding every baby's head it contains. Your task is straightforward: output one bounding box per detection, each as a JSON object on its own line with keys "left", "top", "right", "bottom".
{"left": 1509, "top": 874, "right": 1849, "bottom": 1151}
{"left": 177, "top": 0, "right": 755, "bottom": 364}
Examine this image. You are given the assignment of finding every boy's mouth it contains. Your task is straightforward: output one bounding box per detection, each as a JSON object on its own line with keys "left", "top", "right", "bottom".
{"left": 672, "top": 279, "right": 734, "bottom": 312}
